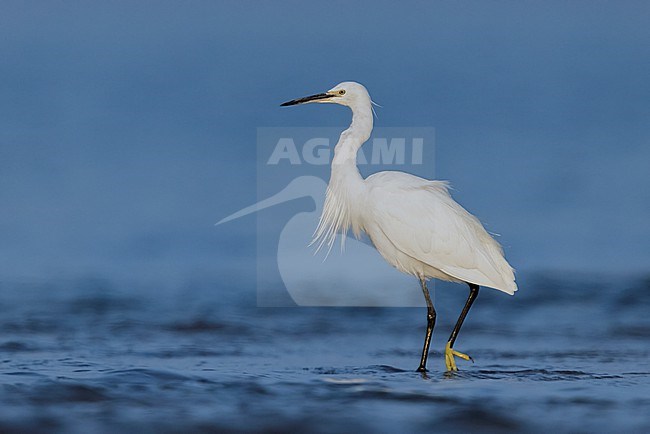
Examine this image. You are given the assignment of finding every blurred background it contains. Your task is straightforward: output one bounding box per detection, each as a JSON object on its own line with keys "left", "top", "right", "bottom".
{"left": 1, "top": 1, "right": 649, "bottom": 284}
{"left": 1, "top": 2, "right": 649, "bottom": 432}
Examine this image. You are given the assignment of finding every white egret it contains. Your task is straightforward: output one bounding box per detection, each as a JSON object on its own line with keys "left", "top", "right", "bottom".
{"left": 281, "top": 82, "right": 517, "bottom": 372}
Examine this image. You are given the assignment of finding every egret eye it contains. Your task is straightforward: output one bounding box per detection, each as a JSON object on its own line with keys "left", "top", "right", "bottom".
{"left": 338, "top": 90, "right": 346, "bottom": 95}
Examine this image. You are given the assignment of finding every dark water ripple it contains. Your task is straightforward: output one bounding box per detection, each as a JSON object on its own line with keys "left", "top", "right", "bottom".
{"left": 0, "top": 273, "right": 649, "bottom": 432}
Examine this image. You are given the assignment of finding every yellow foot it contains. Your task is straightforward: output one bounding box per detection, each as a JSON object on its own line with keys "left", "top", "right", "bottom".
{"left": 444, "top": 342, "right": 473, "bottom": 371}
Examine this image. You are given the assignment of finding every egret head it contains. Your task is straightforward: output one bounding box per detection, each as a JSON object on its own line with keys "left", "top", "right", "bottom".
{"left": 281, "top": 81, "right": 371, "bottom": 109}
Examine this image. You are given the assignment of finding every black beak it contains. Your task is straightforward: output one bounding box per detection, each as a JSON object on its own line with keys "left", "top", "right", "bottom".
{"left": 280, "top": 92, "right": 331, "bottom": 107}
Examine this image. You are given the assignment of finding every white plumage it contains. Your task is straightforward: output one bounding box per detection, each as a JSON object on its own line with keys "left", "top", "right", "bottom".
{"left": 281, "top": 81, "right": 517, "bottom": 372}
{"left": 365, "top": 171, "right": 517, "bottom": 294}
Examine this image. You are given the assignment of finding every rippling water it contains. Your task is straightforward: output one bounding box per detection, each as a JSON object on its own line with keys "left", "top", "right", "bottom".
{"left": 1, "top": 273, "right": 649, "bottom": 433}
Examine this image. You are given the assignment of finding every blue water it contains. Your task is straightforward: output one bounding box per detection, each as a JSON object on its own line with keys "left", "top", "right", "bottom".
{"left": 1, "top": 273, "right": 648, "bottom": 433}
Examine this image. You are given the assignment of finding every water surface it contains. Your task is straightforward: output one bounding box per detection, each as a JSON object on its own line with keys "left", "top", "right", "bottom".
{"left": 1, "top": 273, "right": 648, "bottom": 432}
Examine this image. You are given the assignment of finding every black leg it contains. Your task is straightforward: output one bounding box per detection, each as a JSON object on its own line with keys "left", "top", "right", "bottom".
{"left": 444, "top": 283, "right": 479, "bottom": 370}
{"left": 447, "top": 283, "right": 479, "bottom": 348}
{"left": 417, "top": 277, "right": 436, "bottom": 372}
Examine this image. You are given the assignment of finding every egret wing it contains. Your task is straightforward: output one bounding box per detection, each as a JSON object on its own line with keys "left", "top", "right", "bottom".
{"left": 365, "top": 172, "right": 517, "bottom": 294}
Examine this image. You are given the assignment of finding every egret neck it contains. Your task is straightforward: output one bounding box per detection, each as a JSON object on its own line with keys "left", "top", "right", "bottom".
{"left": 313, "top": 98, "right": 373, "bottom": 253}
